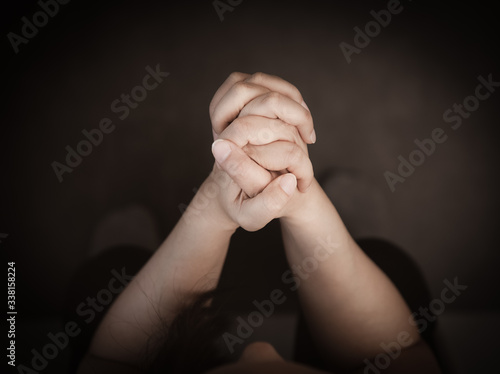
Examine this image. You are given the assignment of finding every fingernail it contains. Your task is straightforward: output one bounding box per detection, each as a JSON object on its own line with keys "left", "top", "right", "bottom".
{"left": 301, "top": 100, "right": 310, "bottom": 111}
{"left": 280, "top": 174, "right": 297, "bottom": 196}
{"left": 212, "top": 139, "right": 231, "bottom": 162}
{"left": 310, "top": 129, "right": 316, "bottom": 144}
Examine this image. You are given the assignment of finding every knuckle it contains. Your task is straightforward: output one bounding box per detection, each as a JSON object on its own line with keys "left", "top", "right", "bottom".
{"left": 233, "top": 116, "right": 251, "bottom": 135}
{"left": 246, "top": 72, "right": 267, "bottom": 84}
{"left": 224, "top": 156, "right": 244, "bottom": 176}
{"left": 233, "top": 117, "right": 258, "bottom": 145}
{"left": 233, "top": 162, "right": 247, "bottom": 177}
{"left": 263, "top": 91, "right": 282, "bottom": 106}
{"left": 229, "top": 71, "right": 246, "bottom": 82}
{"left": 286, "top": 84, "right": 302, "bottom": 102}
{"left": 233, "top": 81, "right": 254, "bottom": 96}
{"left": 302, "top": 107, "right": 313, "bottom": 125}
{"left": 257, "top": 123, "right": 274, "bottom": 144}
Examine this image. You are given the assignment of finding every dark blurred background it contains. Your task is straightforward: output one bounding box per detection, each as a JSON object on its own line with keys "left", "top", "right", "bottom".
{"left": 1, "top": 0, "right": 499, "bottom": 373}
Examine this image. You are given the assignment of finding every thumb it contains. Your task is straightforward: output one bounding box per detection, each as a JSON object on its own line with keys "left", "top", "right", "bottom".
{"left": 238, "top": 173, "right": 297, "bottom": 231}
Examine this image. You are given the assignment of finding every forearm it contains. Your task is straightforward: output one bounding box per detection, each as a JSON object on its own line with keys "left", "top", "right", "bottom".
{"left": 280, "top": 179, "right": 420, "bottom": 369}
{"left": 86, "top": 173, "right": 237, "bottom": 367}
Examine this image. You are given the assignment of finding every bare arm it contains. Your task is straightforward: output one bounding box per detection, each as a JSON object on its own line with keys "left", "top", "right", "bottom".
{"left": 78, "top": 175, "right": 238, "bottom": 372}
{"left": 279, "top": 179, "right": 435, "bottom": 370}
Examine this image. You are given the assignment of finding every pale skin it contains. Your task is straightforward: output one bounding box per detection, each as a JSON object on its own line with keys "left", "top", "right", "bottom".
{"left": 77, "top": 73, "right": 441, "bottom": 374}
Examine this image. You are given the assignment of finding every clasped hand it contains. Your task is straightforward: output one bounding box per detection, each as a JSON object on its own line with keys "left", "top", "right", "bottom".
{"left": 208, "top": 72, "right": 316, "bottom": 232}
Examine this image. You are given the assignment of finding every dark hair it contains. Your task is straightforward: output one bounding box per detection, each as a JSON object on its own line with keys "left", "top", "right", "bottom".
{"left": 143, "top": 288, "right": 237, "bottom": 374}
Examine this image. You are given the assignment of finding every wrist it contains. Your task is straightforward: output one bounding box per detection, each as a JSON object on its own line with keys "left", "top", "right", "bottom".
{"left": 182, "top": 170, "right": 239, "bottom": 235}
{"left": 280, "top": 178, "right": 353, "bottom": 259}
{"left": 280, "top": 178, "right": 324, "bottom": 225}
